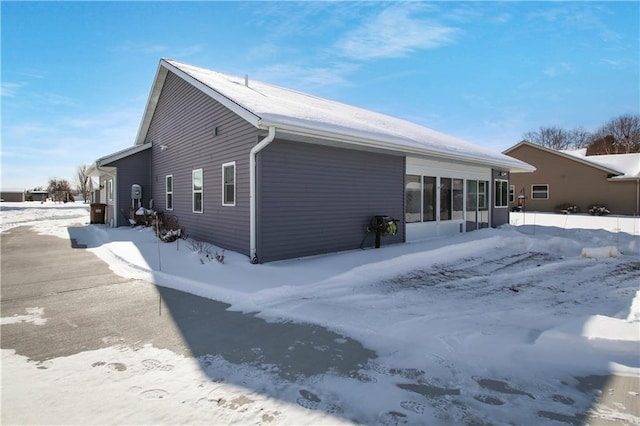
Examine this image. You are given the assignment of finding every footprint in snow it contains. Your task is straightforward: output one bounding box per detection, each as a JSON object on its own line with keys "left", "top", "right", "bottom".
{"left": 378, "top": 410, "right": 408, "bottom": 425}
{"left": 142, "top": 358, "right": 174, "bottom": 371}
{"left": 139, "top": 389, "right": 170, "bottom": 400}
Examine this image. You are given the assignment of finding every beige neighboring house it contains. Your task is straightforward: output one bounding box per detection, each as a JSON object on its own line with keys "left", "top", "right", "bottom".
{"left": 504, "top": 141, "right": 640, "bottom": 216}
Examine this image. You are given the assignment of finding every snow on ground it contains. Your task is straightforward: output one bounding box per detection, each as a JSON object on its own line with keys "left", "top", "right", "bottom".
{"left": 1, "top": 201, "right": 639, "bottom": 425}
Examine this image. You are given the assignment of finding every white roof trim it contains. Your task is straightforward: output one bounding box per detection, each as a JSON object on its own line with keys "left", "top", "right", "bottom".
{"left": 134, "top": 59, "right": 261, "bottom": 146}
{"left": 504, "top": 141, "right": 623, "bottom": 176}
{"left": 96, "top": 142, "right": 152, "bottom": 166}
{"left": 135, "top": 59, "right": 534, "bottom": 173}
{"left": 264, "top": 120, "right": 534, "bottom": 173}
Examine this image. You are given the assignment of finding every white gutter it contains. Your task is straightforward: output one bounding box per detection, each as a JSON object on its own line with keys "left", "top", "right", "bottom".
{"left": 249, "top": 126, "right": 276, "bottom": 263}
{"left": 260, "top": 119, "right": 535, "bottom": 174}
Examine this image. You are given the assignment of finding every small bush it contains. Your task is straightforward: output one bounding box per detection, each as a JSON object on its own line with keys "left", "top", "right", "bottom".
{"left": 588, "top": 205, "right": 610, "bottom": 216}
{"left": 156, "top": 214, "right": 187, "bottom": 242}
{"left": 555, "top": 203, "right": 580, "bottom": 214}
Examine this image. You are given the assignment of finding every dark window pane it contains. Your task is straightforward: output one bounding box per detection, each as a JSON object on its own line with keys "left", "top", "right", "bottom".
{"left": 440, "top": 177, "right": 452, "bottom": 220}
{"left": 423, "top": 176, "right": 436, "bottom": 222}
{"left": 452, "top": 178, "right": 464, "bottom": 220}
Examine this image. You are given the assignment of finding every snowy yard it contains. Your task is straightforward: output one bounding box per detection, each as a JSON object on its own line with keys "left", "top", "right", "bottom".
{"left": 1, "top": 202, "right": 639, "bottom": 425}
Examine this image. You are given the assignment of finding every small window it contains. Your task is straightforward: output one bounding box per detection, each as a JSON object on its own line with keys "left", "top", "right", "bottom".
{"left": 107, "top": 179, "right": 113, "bottom": 202}
{"left": 509, "top": 185, "right": 515, "bottom": 203}
{"left": 494, "top": 179, "right": 509, "bottom": 207}
{"left": 222, "top": 162, "right": 236, "bottom": 206}
{"left": 193, "top": 169, "right": 203, "bottom": 213}
{"left": 531, "top": 184, "right": 549, "bottom": 199}
{"left": 166, "top": 175, "right": 173, "bottom": 210}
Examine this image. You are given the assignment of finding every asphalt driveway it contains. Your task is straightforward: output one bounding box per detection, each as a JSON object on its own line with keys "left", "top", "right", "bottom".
{"left": 0, "top": 226, "right": 375, "bottom": 379}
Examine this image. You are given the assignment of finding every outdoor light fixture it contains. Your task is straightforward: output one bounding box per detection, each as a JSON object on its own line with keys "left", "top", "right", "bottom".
{"left": 159, "top": 144, "right": 168, "bottom": 151}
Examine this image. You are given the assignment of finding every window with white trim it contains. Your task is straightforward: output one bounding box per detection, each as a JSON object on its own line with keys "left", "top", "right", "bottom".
{"left": 193, "top": 169, "right": 203, "bottom": 213}
{"left": 166, "top": 175, "right": 173, "bottom": 210}
{"left": 107, "top": 179, "right": 113, "bottom": 202}
{"left": 531, "top": 184, "right": 549, "bottom": 199}
{"left": 222, "top": 162, "right": 236, "bottom": 206}
{"left": 509, "top": 185, "right": 515, "bottom": 203}
{"left": 494, "top": 179, "right": 509, "bottom": 207}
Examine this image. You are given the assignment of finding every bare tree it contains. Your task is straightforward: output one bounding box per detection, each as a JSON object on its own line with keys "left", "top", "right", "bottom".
{"left": 523, "top": 126, "right": 573, "bottom": 150}
{"left": 48, "top": 178, "right": 74, "bottom": 203}
{"left": 569, "top": 127, "right": 592, "bottom": 149}
{"left": 76, "top": 164, "right": 90, "bottom": 203}
{"left": 588, "top": 114, "right": 640, "bottom": 155}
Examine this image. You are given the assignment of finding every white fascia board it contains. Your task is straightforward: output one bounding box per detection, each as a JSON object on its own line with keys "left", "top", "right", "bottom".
{"left": 607, "top": 176, "right": 640, "bottom": 182}
{"left": 96, "top": 142, "right": 153, "bottom": 167}
{"left": 134, "top": 63, "right": 169, "bottom": 146}
{"left": 160, "top": 59, "right": 261, "bottom": 129}
{"left": 259, "top": 120, "right": 535, "bottom": 173}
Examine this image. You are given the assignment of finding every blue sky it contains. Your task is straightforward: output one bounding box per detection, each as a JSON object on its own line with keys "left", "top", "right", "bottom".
{"left": 2, "top": 1, "right": 638, "bottom": 190}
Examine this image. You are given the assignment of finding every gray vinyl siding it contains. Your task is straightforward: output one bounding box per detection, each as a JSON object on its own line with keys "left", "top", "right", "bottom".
{"left": 144, "top": 71, "right": 260, "bottom": 255}
{"left": 256, "top": 140, "right": 405, "bottom": 263}
{"left": 491, "top": 169, "right": 510, "bottom": 227}
{"left": 103, "top": 149, "right": 151, "bottom": 227}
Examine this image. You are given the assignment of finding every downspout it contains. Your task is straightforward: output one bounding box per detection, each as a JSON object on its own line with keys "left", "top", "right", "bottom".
{"left": 249, "top": 126, "right": 276, "bottom": 263}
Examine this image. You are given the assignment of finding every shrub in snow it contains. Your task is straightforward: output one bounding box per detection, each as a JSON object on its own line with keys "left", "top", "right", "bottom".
{"left": 588, "top": 204, "right": 610, "bottom": 216}
{"left": 187, "top": 240, "right": 224, "bottom": 264}
{"left": 581, "top": 246, "right": 620, "bottom": 258}
{"left": 155, "top": 214, "right": 187, "bottom": 243}
{"left": 555, "top": 203, "right": 580, "bottom": 214}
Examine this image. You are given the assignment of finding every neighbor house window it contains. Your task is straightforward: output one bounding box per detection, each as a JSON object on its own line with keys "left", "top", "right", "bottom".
{"left": 222, "top": 162, "right": 236, "bottom": 206}
{"left": 494, "top": 179, "right": 509, "bottom": 207}
{"left": 531, "top": 184, "right": 549, "bottom": 199}
{"left": 509, "top": 185, "right": 515, "bottom": 203}
{"left": 166, "top": 175, "right": 173, "bottom": 210}
{"left": 192, "top": 169, "right": 203, "bottom": 213}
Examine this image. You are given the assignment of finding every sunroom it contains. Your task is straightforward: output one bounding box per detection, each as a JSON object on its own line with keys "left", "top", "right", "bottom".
{"left": 405, "top": 156, "right": 505, "bottom": 242}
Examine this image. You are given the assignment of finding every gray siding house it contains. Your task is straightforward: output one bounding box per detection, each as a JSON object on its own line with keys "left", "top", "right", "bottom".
{"left": 91, "top": 59, "right": 533, "bottom": 263}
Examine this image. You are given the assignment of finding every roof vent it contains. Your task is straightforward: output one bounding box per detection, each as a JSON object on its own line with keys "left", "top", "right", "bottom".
{"left": 244, "top": 74, "right": 249, "bottom": 87}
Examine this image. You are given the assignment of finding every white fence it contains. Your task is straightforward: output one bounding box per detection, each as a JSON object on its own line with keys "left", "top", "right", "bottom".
{"left": 509, "top": 212, "right": 640, "bottom": 236}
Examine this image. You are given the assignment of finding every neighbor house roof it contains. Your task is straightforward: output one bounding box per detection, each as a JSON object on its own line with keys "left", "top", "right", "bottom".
{"left": 504, "top": 141, "right": 639, "bottom": 181}
{"left": 561, "top": 148, "right": 640, "bottom": 181}
{"left": 134, "top": 59, "right": 534, "bottom": 173}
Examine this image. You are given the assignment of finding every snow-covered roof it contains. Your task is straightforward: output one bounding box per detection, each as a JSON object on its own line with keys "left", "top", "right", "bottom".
{"left": 135, "top": 59, "right": 534, "bottom": 173}
{"left": 561, "top": 149, "right": 640, "bottom": 180}
{"left": 96, "top": 142, "right": 152, "bottom": 167}
{"left": 88, "top": 143, "right": 153, "bottom": 177}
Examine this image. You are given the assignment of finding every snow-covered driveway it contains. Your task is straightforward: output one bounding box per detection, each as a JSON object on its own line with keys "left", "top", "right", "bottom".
{"left": 1, "top": 202, "right": 638, "bottom": 425}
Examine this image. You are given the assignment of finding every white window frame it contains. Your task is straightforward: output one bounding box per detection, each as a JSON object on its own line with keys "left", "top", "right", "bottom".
{"left": 222, "top": 161, "right": 236, "bottom": 206}
{"left": 494, "top": 179, "right": 509, "bottom": 208}
{"left": 509, "top": 185, "right": 515, "bottom": 203}
{"left": 531, "top": 184, "right": 549, "bottom": 200}
{"left": 192, "top": 168, "right": 203, "bottom": 213}
{"left": 165, "top": 175, "right": 173, "bottom": 211}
